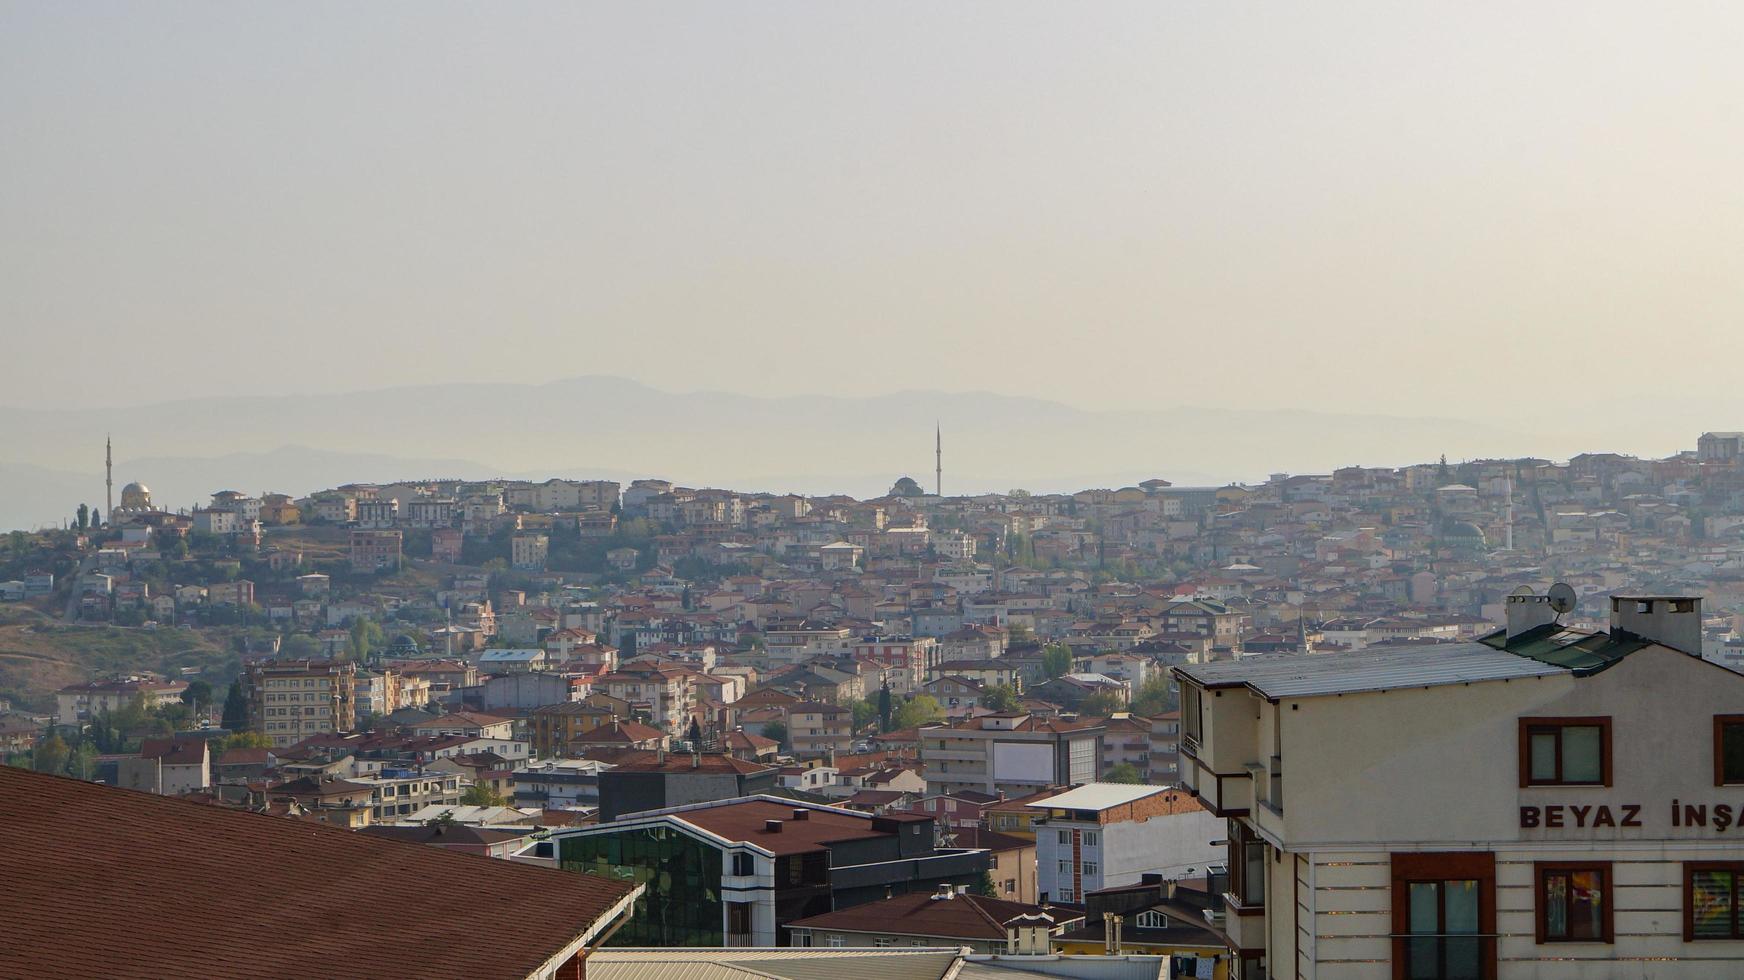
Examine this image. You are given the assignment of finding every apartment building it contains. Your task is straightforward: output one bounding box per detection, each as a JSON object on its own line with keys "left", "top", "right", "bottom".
{"left": 1030, "top": 783, "right": 1221, "bottom": 905}
{"left": 1174, "top": 592, "right": 1744, "bottom": 980}
{"left": 350, "top": 529, "right": 402, "bottom": 573}
{"left": 248, "top": 659, "right": 359, "bottom": 748}
{"left": 785, "top": 701, "right": 851, "bottom": 759}
{"left": 55, "top": 677, "right": 188, "bottom": 726}
{"left": 511, "top": 531, "right": 549, "bottom": 572}
{"left": 354, "top": 767, "right": 465, "bottom": 823}
{"left": 919, "top": 714, "right": 1104, "bottom": 797}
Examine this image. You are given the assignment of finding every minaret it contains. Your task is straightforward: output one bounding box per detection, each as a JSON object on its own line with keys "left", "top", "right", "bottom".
{"left": 935, "top": 423, "right": 942, "bottom": 497}
{"left": 105, "top": 434, "right": 113, "bottom": 521}
{"left": 1504, "top": 476, "right": 1515, "bottom": 551}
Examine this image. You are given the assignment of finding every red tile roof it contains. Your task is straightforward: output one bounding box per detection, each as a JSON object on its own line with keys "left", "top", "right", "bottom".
{"left": 671, "top": 799, "right": 893, "bottom": 855}
{"left": 0, "top": 766, "right": 637, "bottom": 979}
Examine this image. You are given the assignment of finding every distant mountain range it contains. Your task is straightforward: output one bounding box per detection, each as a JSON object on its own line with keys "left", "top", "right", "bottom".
{"left": 1, "top": 375, "right": 1572, "bottom": 531}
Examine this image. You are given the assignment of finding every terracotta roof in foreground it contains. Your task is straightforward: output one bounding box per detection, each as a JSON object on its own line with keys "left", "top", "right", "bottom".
{"left": 0, "top": 765, "right": 638, "bottom": 980}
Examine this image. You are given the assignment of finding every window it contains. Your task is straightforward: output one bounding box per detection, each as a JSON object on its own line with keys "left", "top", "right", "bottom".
{"left": 1082, "top": 831, "right": 1099, "bottom": 847}
{"left": 1536, "top": 863, "right": 1611, "bottom": 943}
{"left": 1083, "top": 862, "right": 1100, "bottom": 876}
{"left": 1687, "top": 863, "right": 1744, "bottom": 940}
{"left": 1058, "top": 860, "right": 1073, "bottom": 875}
{"left": 1058, "top": 830, "right": 1071, "bottom": 845}
{"left": 1716, "top": 717, "right": 1744, "bottom": 786}
{"left": 1135, "top": 910, "right": 1168, "bottom": 929}
{"left": 727, "top": 902, "right": 752, "bottom": 938}
{"left": 828, "top": 935, "right": 845, "bottom": 948}
{"left": 1519, "top": 717, "right": 1611, "bottom": 787}
{"left": 1392, "top": 852, "right": 1495, "bottom": 980}
{"left": 798, "top": 933, "right": 812, "bottom": 947}
{"left": 1228, "top": 821, "right": 1266, "bottom": 908}
{"left": 1004, "top": 879, "right": 1016, "bottom": 894}
{"left": 873, "top": 938, "right": 893, "bottom": 947}
{"left": 731, "top": 852, "right": 754, "bottom": 876}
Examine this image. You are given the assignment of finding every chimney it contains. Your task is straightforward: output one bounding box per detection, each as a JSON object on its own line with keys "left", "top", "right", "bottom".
{"left": 791, "top": 808, "right": 810, "bottom": 821}
{"left": 764, "top": 819, "right": 783, "bottom": 834}
{"left": 1505, "top": 591, "right": 1558, "bottom": 639}
{"left": 1611, "top": 595, "right": 1703, "bottom": 656}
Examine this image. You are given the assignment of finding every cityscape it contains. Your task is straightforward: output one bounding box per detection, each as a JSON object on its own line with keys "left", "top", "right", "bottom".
{"left": 7, "top": 3, "right": 1744, "bottom": 979}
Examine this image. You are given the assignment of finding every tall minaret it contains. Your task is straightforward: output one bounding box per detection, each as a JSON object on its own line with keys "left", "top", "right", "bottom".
{"left": 105, "top": 434, "right": 113, "bottom": 521}
{"left": 1504, "top": 475, "right": 1515, "bottom": 551}
{"left": 935, "top": 423, "right": 942, "bottom": 497}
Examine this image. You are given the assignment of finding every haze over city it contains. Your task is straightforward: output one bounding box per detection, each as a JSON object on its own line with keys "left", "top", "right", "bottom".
{"left": 8, "top": 5, "right": 1744, "bottom": 979}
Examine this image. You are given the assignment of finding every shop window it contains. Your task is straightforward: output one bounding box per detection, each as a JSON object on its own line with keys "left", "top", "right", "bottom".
{"left": 1536, "top": 863, "right": 1611, "bottom": 943}
{"left": 1687, "top": 863, "right": 1744, "bottom": 940}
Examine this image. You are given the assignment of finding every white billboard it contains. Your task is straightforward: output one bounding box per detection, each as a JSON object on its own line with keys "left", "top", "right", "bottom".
{"left": 992, "top": 742, "right": 1054, "bottom": 783}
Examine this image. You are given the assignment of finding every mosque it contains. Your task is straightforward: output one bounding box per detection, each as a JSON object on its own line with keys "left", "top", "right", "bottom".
{"left": 104, "top": 437, "right": 157, "bottom": 524}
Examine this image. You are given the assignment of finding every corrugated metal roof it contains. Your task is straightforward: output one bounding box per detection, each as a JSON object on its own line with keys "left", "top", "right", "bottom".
{"left": 590, "top": 949, "right": 964, "bottom": 980}
{"left": 1174, "top": 642, "right": 1566, "bottom": 699}
{"left": 1475, "top": 624, "right": 1650, "bottom": 675}
{"left": 1023, "top": 783, "right": 1174, "bottom": 812}
{"left": 957, "top": 955, "right": 1166, "bottom": 980}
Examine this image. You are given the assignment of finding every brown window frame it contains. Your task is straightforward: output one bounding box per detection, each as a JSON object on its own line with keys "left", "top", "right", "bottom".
{"left": 1534, "top": 861, "right": 1613, "bottom": 944}
{"left": 1518, "top": 716, "right": 1612, "bottom": 788}
{"left": 1715, "top": 716, "right": 1744, "bottom": 787}
{"left": 1390, "top": 851, "right": 1496, "bottom": 980}
{"left": 1685, "top": 861, "right": 1744, "bottom": 941}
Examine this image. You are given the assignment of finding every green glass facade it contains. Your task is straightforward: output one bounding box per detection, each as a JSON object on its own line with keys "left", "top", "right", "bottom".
{"left": 559, "top": 826, "right": 723, "bottom": 946}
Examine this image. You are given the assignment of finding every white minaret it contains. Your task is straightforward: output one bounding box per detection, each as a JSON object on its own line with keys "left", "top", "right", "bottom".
{"left": 935, "top": 423, "right": 942, "bottom": 497}
{"left": 104, "top": 434, "right": 113, "bottom": 521}
{"left": 1504, "top": 475, "right": 1515, "bottom": 551}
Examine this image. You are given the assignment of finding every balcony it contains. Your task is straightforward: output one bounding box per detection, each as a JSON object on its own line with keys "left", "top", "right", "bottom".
{"left": 1221, "top": 893, "right": 1267, "bottom": 950}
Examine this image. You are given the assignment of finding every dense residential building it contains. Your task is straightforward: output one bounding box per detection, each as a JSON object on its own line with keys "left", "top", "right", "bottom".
{"left": 541, "top": 796, "right": 990, "bottom": 947}
{"left": 1175, "top": 591, "right": 1744, "bottom": 980}
{"left": 785, "top": 887, "right": 1066, "bottom": 952}
{"left": 349, "top": 529, "right": 402, "bottom": 572}
{"left": 247, "top": 659, "right": 359, "bottom": 748}
{"left": 55, "top": 676, "right": 187, "bottom": 726}
{"left": 919, "top": 714, "right": 1105, "bottom": 797}
{"left": 1029, "top": 783, "right": 1221, "bottom": 905}
{"left": 595, "top": 750, "right": 778, "bottom": 822}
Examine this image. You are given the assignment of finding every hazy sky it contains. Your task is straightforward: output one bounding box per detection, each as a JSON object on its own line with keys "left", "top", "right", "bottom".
{"left": 4, "top": 2, "right": 1743, "bottom": 427}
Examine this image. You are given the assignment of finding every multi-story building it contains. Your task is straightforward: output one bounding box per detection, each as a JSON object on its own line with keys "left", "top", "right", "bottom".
{"left": 540, "top": 796, "right": 989, "bottom": 947}
{"left": 918, "top": 714, "right": 1105, "bottom": 798}
{"left": 1148, "top": 709, "right": 1181, "bottom": 784}
{"left": 529, "top": 701, "right": 620, "bottom": 758}
{"left": 595, "top": 751, "right": 779, "bottom": 822}
{"left": 1174, "top": 591, "right": 1744, "bottom": 980}
{"left": 764, "top": 622, "right": 855, "bottom": 666}
{"left": 350, "top": 529, "right": 402, "bottom": 573}
{"left": 511, "top": 531, "right": 549, "bottom": 572}
{"left": 353, "top": 767, "right": 464, "bottom": 823}
{"left": 1100, "top": 713, "right": 1153, "bottom": 775}
{"left": 248, "top": 659, "right": 359, "bottom": 748}
{"left": 784, "top": 702, "right": 851, "bottom": 759}
{"left": 1030, "top": 783, "right": 1221, "bottom": 905}
{"left": 512, "top": 758, "right": 610, "bottom": 810}
{"left": 56, "top": 677, "right": 188, "bottom": 726}
{"left": 354, "top": 498, "right": 398, "bottom": 529}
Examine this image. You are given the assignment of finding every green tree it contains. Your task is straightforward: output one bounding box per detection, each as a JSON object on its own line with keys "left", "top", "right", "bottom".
{"left": 877, "top": 683, "right": 892, "bottom": 732}
{"left": 348, "top": 617, "right": 385, "bottom": 662}
{"left": 461, "top": 782, "right": 508, "bottom": 806}
{"left": 67, "top": 740, "right": 98, "bottom": 780}
{"left": 972, "top": 870, "right": 999, "bottom": 897}
{"left": 216, "top": 731, "right": 272, "bottom": 752}
{"left": 76, "top": 503, "right": 89, "bottom": 532}
{"left": 978, "top": 685, "right": 1021, "bottom": 713}
{"left": 282, "top": 633, "right": 322, "bottom": 658}
{"left": 1078, "top": 692, "right": 1123, "bottom": 717}
{"left": 760, "top": 720, "right": 787, "bottom": 746}
{"left": 1041, "top": 645, "right": 1073, "bottom": 679}
{"left": 221, "top": 680, "right": 250, "bottom": 731}
{"left": 32, "top": 733, "right": 69, "bottom": 775}
{"left": 849, "top": 698, "right": 879, "bottom": 732}
{"left": 1130, "top": 676, "right": 1177, "bottom": 718}
{"left": 891, "top": 695, "right": 944, "bottom": 730}
{"left": 1103, "top": 762, "right": 1144, "bottom": 784}
{"left": 181, "top": 679, "right": 214, "bottom": 712}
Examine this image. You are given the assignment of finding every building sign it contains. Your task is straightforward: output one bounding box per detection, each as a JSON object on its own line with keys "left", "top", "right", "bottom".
{"left": 1521, "top": 802, "right": 1743, "bottom": 832}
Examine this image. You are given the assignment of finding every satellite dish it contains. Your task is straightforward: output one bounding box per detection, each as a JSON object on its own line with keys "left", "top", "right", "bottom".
{"left": 1509, "top": 585, "right": 1534, "bottom": 597}
{"left": 1548, "top": 583, "right": 1577, "bottom": 616}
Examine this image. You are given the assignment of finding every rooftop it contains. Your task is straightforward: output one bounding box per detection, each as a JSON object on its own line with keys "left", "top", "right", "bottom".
{"left": 0, "top": 765, "right": 638, "bottom": 980}
{"left": 1174, "top": 641, "right": 1566, "bottom": 699}
{"left": 787, "top": 889, "right": 1059, "bottom": 941}
{"left": 1025, "top": 783, "right": 1178, "bottom": 812}
{"left": 589, "top": 948, "right": 964, "bottom": 980}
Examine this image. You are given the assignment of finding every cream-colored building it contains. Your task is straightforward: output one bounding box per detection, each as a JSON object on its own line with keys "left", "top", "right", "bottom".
{"left": 1175, "top": 592, "right": 1744, "bottom": 979}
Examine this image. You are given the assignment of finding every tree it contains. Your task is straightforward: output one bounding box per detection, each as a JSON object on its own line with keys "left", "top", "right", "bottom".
{"left": 216, "top": 731, "right": 272, "bottom": 752}
{"left": 348, "top": 617, "right": 385, "bottom": 662}
{"left": 1005, "top": 623, "right": 1032, "bottom": 646}
{"left": 1041, "top": 645, "right": 1073, "bottom": 679}
{"left": 1078, "top": 692, "right": 1123, "bottom": 717}
{"left": 849, "top": 698, "right": 879, "bottom": 732}
{"left": 67, "top": 740, "right": 98, "bottom": 780}
{"left": 76, "top": 504, "right": 89, "bottom": 532}
{"left": 891, "top": 695, "right": 944, "bottom": 730}
{"left": 978, "top": 685, "right": 1021, "bottom": 713}
{"left": 221, "top": 680, "right": 249, "bottom": 731}
{"left": 461, "top": 782, "right": 508, "bottom": 807}
{"left": 1131, "top": 676, "right": 1177, "bottom": 718}
{"left": 972, "top": 870, "right": 999, "bottom": 897}
{"left": 426, "top": 808, "right": 460, "bottom": 829}
{"left": 687, "top": 718, "right": 703, "bottom": 746}
{"left": 181, "top": 679, "right": 214, "bottom": 712}
{"left": 877, "top": 683, "right": 892, "bottom": 732}
{"left": 1104, "top": 762, "right": 1144, "bottom": 784}
{"left": 760, "top": 720, "right": 787, "bottom": 746}
{"left": 282, "top": 633, "right": 322, "bottom": 659}
{"left": 32, "top": 733, "right": 69, "bottom": 775}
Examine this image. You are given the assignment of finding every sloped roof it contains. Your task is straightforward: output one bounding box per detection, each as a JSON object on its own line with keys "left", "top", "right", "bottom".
{"left": 0, "top": 766, "right": 638, "bottom": 980}
{"left": 787, "top": 889, "right": 1054, "bottom": 941}
{"left": 589, "top": 948, "right": 963, "bottom": 980}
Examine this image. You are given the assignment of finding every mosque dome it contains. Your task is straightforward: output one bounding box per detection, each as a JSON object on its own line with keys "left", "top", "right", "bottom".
{"left": 119, "top": 482, "right": 153, "bottom": 510}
